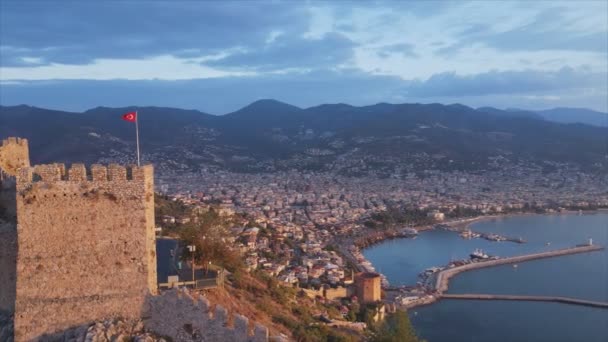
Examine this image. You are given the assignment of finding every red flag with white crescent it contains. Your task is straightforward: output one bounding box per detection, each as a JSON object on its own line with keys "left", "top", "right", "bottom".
{"left": 122, "top": 112, "right": 137, "bottom": 122}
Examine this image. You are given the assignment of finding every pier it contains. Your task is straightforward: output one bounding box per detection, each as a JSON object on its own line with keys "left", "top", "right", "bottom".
{"left": 395, "top": 244, "right": 605, "bottom": 309}
{"left": 442, "top": 294, "right": 608, "bottom": 309}
{"left": 434, "top": 244, "right": 604, "bottom": 294}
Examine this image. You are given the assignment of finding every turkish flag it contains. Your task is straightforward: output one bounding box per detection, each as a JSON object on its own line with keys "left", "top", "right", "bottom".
{"left": 122, "top": 112, "right": 137, "bottom": 122}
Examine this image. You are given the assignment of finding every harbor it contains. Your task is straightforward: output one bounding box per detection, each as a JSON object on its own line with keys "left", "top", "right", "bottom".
{"left": 365, "top": 212, "right": 608, "bottom": 342}
{"left": 390, "top": 243, "right": 605, "bottom": 309}
{"left": 433, "top": 243, "right": 604, "bottom": 294}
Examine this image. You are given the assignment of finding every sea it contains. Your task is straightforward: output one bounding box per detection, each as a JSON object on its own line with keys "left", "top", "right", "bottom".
{"left": 363, "top": 212, "right": 608, "bottom": 342}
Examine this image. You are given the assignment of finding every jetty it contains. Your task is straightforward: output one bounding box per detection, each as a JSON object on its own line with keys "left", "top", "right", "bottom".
{"left": 425, "top": 244, "right": 608, "bottom": 309}
{"left": 434, "top": 244, "right": 604, "bottom": 294}
{"left": 442, "top": 294, "right": 608, "bottom": 309}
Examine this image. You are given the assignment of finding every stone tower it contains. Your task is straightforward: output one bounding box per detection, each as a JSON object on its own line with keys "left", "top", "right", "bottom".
{"left": 0, "top": 138, "right": 29, "bottom": 318}
{"left": 355, "top": 272, "right": 382, "bottom": 304}
{"left": 0, "top": 137, "right": 158, "bottom": 341}
{"left": 0, "top": 137, "right": 30, "bottom": 178}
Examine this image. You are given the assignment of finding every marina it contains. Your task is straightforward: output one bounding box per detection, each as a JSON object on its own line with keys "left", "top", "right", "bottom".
{"left": 433, "top": 244, "right": 604, "bottom": 295}
{"left": 388, "top": 243, "right": 605, "bottom": 309}
{"left": 364, "top": 212, "right": 608, "bottom": 342}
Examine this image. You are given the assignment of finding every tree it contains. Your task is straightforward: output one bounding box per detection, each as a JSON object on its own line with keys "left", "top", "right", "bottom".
{"left": 373, "top": 310, "right": 424, "bottom": 342}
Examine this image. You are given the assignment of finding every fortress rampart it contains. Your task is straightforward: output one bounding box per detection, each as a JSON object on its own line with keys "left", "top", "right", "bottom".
{"left": 13, "top": 163, "right": 157, "bottom": 341}
{"left": 0, "top": 139, "right": 23, "bottom": 317}
{"left": 145, "top": 289, "right": 272, "bottom": 342}
{"left": 0, "top": 137, "right": 274, "bottom": 342}
{"left": 0, "top": 138, "right": 30, "bottom": 177}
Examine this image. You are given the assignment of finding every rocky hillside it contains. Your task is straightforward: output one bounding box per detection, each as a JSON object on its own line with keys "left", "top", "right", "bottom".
{"left": 1, "top": 101, "right": 606, "bottom": 175}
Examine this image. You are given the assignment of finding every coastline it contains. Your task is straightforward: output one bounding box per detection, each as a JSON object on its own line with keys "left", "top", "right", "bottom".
{"left": 348, "top": 209, "right": 607, "bottom": 309}
{"left": 357, "top": 208, "right": 607, "bottom": 250}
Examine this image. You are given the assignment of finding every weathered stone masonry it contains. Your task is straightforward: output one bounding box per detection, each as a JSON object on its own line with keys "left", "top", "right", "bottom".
{"left": 0, "top": 137, "right": 274, "bottom": 342}
{"left": 0, "top": 137, "right": 30, "bottom": 178}
{"left": 0, "top": 138, "right": 29, "bottom": 317}
{"left": 145, "top": 289, "right": 270, "bottom": 342}
{"left": 11, "top": 163, "right": 157, "bottom": 341}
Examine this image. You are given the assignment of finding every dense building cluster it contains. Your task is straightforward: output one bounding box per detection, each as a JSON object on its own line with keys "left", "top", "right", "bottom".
{"left": 156, "top": 165, "right": 608, "bottom": 292}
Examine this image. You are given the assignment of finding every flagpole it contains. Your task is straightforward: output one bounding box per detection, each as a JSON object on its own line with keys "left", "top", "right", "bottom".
{"left": 135, "top": 110, "right": 141, "bottom": 166}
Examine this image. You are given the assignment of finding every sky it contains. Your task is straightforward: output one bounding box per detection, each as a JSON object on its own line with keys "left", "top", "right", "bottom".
{"left": 0, "top": 0, "right": 606, "bottom": 114}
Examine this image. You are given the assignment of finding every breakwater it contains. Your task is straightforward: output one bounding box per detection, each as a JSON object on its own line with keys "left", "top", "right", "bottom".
{"left": 397, "top": 244, "right": 604, "bottom": 309}
{"left": 441, "top": 294, "right": 608, "bottom": 309}
{"left": 434, "top": 244, "right": 604, "bottom": 293}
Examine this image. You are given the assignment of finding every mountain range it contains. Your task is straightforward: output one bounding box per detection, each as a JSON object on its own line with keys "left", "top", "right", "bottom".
{"left": 1, "top": 101, "right": 606, "bottom": 175}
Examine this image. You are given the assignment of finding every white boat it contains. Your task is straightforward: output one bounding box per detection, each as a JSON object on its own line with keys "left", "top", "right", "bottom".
{"left": 470, "top": 249, "right": 490, "bottom": 260}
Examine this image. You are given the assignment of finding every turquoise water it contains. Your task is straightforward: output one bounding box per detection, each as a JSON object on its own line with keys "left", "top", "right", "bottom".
{"left": 363, "top": 213, "right": 608, "bottom": 342}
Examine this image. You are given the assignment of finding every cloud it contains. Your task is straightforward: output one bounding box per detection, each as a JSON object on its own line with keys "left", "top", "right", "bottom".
{"left": 436, "top": 4, "right": 608, "bottom": 55}
{"left": 205, "top": 33, "right": 356, "bottom": 71}
{"left": 0, "top": 70, "right": 403, "bottom": 114}
{"left": 0, "top": 55, "right": 253, "bottom": 81}
{"left": 376, "top": 43, "right": 418, "bottom": 58}
{"left": 1, "top": 67, "right": 606, "bottom": 114}
{"left": 0, "top": 1, "right": 606, "bottom": 113}
{"left": 402, "top": 67, "right": 607, "bottom": 97}
{"left": 0, "top": 1, "right": 308, "bottom": 66}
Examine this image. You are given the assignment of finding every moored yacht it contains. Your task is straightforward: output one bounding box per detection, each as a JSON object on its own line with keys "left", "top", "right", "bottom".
{"left": 470, "top": 249, "right": 490, "bottom": 260}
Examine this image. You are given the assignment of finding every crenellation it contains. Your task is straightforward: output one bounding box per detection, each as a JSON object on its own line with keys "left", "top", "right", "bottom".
{"left": 33, "top": 164, "right": 63, "bottom": 182}
{"left": 131, "top": 165, "right": 152, "bottom": 181}
{"left": 2, "top": 136, "right": 269, "bottom": 341}
{"left": 0, "top": 137, "right": 30, "bottom": 176}
{"left": 7, "top": 140, "right": 157, "bottom": 340}
{"left": 91, "top": 164, "right": 108, "bottom": 181}
{"left": 16, "top": 168, "right": 33, "bottom": 189}
{"left": 2, "top": 137, "right": 27, "bottom": 147}
{"left": 253, "top": 324, "right": 270, "bottom": 342}
{"left": 214, "top": 305, "right": 229, "bottom": 327}
{"left": 145, "top": 289, "right": 273, "bottom": 342}
{"left": 18, "top": 164, "right": 154, "bottom": 187}
{"left": 68, "top": 164, "right": 87, "bottom": 181}
{"left": 234, "top": 315, "right": 250, "bottom": 341}
{"left": 108, "top": 164, "right": 127, "bottom": 181}
{"left": 57, "top": 163, "right": 67, "bottom": 179}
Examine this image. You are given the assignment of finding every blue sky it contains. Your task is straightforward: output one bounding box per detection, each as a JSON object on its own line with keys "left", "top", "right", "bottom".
{"left": 0, "top": 0, "right": 606, "bottom": 114}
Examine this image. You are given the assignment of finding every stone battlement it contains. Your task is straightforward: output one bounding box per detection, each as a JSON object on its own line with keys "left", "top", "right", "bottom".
{"left": 0, "top": 137, "right": 275, "bottom": 342}
{"left": 17, "top": 163, "right": 152, "bottom": 184}
{"left": 0, "top": 137, "right": 30, "bottom": 177}
{"left": 145, "top": 289, "right": 274, "bottom": 342}
{"left": 1, "top": 137, "right": 28, "bottom": 148}
{"left": 0, "top": 136, "right": 159, "bottom": 341}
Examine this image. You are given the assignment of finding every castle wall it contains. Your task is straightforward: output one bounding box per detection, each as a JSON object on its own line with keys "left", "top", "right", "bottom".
{"left": 145, "top": 289, "right": 271, "bottom": 342}
{"left": 0, "top": 137, "right": 30, "bottom": 177}
{"left": 13, "top": 163, "right": 157, "bottom": 341}
{"left": 0, "top": 138, "right": 24, "bottom": 316}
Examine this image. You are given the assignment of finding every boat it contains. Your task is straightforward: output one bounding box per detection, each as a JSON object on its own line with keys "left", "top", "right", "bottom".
{"left": 460, "top": 229, "right": 473, "bottom": 239}
{"left": 470, "top": 249, "right": 490, "bottom": 260}
{"left": 401, "top": 228, "right": 419, "bottom": 237}
{"left": 512, "top": 264, "right": 518, "bottom": 268}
